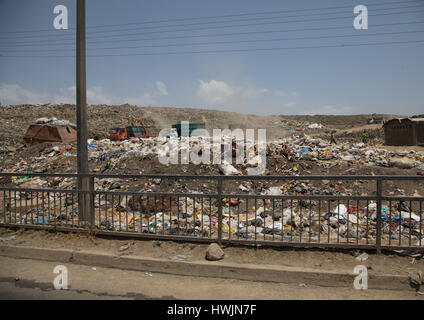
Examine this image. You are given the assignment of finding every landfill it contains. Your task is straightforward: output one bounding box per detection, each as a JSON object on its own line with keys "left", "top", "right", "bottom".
{"left": 0, "top": 106, "right": 423, "bottom": 248}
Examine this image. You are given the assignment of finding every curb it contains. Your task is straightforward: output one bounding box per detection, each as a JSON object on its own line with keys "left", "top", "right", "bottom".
{"left": 0, "top": 245, "right": 410, "bottom": 290}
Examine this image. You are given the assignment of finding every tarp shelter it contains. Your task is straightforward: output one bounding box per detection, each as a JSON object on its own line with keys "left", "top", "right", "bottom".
{"left": 383, "top": 118, "right": 424, "bottom": 146}
{"left": 367, "top": 117, "right": 385, "bottom": 124}
{"left": 172, "top": 123, "right": 206, "bottom": 137}
{"left": 23, "top": 124, "right": 77, "bottom": 146}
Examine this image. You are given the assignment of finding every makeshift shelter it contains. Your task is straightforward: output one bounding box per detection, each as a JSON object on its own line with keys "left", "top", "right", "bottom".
{"left": 367, "top": 116, "right": 385, "bottom": 124}
{"left": 172, "top": 123, "right": 206, "bottom": 137}
{"left": 383, "top": 118, "right": 424, "bottom": 146}
{"left": 23, "top": 124, "right": 77, "bottom": 146}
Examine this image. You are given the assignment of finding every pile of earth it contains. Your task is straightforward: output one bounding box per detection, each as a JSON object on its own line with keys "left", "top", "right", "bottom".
{"left": 0, "top": 104, "right": 402, "bottom": 144}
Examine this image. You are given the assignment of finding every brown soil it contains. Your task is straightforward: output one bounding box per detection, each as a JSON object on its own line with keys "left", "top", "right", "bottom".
{"left": 0, "top": 227, "right": 423, "bottom": 278}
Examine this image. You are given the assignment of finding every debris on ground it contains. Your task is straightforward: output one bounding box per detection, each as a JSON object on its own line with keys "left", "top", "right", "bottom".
{"left": 355, "top": 253, "right": 369, "bottom": 262}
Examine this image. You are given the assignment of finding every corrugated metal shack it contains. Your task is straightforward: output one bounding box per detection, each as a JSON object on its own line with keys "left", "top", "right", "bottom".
{"left": 383, "top": 118, "right": 424, "bottom": 146}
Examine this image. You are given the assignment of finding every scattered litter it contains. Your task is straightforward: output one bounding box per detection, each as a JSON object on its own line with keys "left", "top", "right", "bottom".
{"left": 218, "top": 161, "right": 239, "bottom": 176}
{"left": 355, "top": 253, "right": 369, "bottom": 262}
{"left": 170, "top": 254, "right": 188, "bottom": 261}
{"left": 119, "top": 244, "right": 130, "bottom": 252}
{"left": 0, "top": 235, "right": 17, "bottom": 242}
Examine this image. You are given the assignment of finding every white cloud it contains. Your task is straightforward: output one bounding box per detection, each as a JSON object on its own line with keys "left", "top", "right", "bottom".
{"left": 275, "top": 90, "right": 298, "bottom": 97}
{"left": 87, "top": 86, "right": 116, "bottom": 104}
{"left": 155, "top": 81, "right": 168, "bottom": 96}
{"left": 53, "top": 86, "right": 115, "bottom": 105}
{"left": 197, "top": 80, "right": 236, "bottom": 105}
{"left": 54, "top": 87, "right": 76, "bottom": 104}
{"left": 124, "top": 93, "right": 157, "bottom": 106}
{"left": 0, "top": 83, "right": 165, "bottom": 106}
{"left": 283, "top": 101, "right": 297, "bottom": 108}
{"left": 314, "top": 105, "right": 354, "bottom": 115}
{"left": 0, "top": 84, "right": 51, "bottom": 105}
{"left": 197, "top": 79, "right": 271, "bottom": 108}
{"left": 241, "top": 87, "right": 268, "bottom": 99}
{"left": 0, "top": 83, "right": 116, "bottom": 105}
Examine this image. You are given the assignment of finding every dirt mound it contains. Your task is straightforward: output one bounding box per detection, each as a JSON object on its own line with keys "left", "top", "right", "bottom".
{"left": 0, "top": 104, "right": 403, "bottom": 144}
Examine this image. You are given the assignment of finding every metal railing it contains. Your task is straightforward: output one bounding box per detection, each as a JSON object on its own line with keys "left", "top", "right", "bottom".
{"left": 1, "top": 173, "right": 423, "bottom": 253}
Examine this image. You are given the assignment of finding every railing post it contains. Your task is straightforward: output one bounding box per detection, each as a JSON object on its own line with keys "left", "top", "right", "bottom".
{"left": 78, "top": 174, "right": 94, "bottom": 228}
{"left": 89, "top": 176, "right": 95, "bottom": 233}
{"left": 217, "top": 177, "right": 223, "bottom": 245}
{"left": 76, "top": 0, "right": 90, "bottom": 224}
{"left": 78, "top": 174, "right": 90, "bottom": 224}
{"left": 376, "top": 178, "right": 382, "bottom": 254}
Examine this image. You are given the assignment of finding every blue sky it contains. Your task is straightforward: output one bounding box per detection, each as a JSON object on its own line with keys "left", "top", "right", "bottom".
{"left": 0, "top": 0, "right": 423, "bottom": 115}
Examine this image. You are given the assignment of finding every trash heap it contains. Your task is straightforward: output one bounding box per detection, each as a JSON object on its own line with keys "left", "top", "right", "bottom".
{"left": 3, "top": 133, "right": 424, "bottom": 185}
{"left": 268, "top": 135, "right": 424, "bottom": 171}
{"left": 35, "top": 117, "right": 76, "bottom": 128}
{"left": 217, "top": 198, "right": 424, "bottom": 246}
{"left": 4, "top": 176, "right": 424, "bottom": 247}
{"left": 2, "top": 132, "right": 423, "bottom": 246}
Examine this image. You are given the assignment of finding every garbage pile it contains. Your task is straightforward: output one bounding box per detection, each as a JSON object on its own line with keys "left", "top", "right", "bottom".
{"left": 5, "top": 185, "right": 423, "bottom": 248}
{"left": 3, "top": 132, "right": 424, "bottom": 178}
{"left": 268, "top": 135, "right": 424, "bottom": 171}
{"left": 35, "top": 117, "right": 76, "bottom": 128}
{"left": 1, "top": 131, "right": 423, "bottom": 243}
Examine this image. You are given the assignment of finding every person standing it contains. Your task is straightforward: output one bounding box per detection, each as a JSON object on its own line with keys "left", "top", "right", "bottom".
{"left": 362, "top": 130, "right": 368, "bottom": 144}
{"left": 330, "top": 131, "right": 337, "bottom": 144}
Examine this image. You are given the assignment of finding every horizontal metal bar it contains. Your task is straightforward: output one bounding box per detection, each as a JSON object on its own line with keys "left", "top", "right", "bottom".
{"left": 381, "top": 196, "right": 424, "bottom": 201}
{"left": 0, "top": 187, "right": 80, "bottom": 193}
{"left": 0, "top": 173, "right": 79, "bottom": 178}
{"left": 94, "top": 190, "right": 217, "bottom": 197}
{"left": 222, "top": 239, "right": 424, "bottom": 252}
{"left": 92, "top": 230, "right": 216, "bottom": 243}
{"left": 0, "top": 187, "right": 217, "bottom": 198}
{"left": 221, "top": 238, "right": 377, "bottom": 250}
{"left": 0, "top": 223, "right": 87, "bottom": 233}
{"left": 0, "top": 173, "right": 216, "bottom": 179}
{"left": 2, "top": 187, "right": 422, "bottom": 202}
{"left": 2, "top": 172, "right": 424, "bottom": 181}
{"left": 218, "top": 175, "right": 424, "bottom": 181}
{"left": 2, "top": 224, "right": 424, "bottom": 252}
{"left": 221, "top": 194, "right": 378, "bottom": 201}
{"left": 380, "top": 245, "right": 424, "bottom": 252}
{"left": 0, "top": 224, "right": 215, "bottom": 243}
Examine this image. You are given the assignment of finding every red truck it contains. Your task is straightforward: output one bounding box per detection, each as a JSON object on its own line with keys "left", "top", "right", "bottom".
{"left": 109, "top": 121, "right": 151, "bottom": 141}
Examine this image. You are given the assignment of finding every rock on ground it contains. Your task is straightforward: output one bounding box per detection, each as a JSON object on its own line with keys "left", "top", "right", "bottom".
{"left": 205, "top": 243, "right": 225, "bottom": 261}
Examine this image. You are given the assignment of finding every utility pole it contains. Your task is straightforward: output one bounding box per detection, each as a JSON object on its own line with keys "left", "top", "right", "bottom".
{"left": 76, "top": 0, "right": 91, "bottom": 223}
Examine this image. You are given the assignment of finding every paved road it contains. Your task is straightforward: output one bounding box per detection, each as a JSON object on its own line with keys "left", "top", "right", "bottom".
{"left": 0, "top": 256, "right": 421, "bottom": 300}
